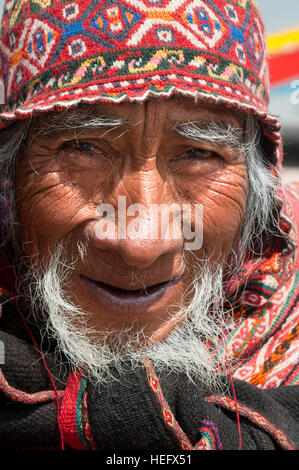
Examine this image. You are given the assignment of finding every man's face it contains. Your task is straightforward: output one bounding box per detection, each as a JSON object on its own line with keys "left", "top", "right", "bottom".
{"left": 15, "top": 97, "right": 247, "bottom": 344}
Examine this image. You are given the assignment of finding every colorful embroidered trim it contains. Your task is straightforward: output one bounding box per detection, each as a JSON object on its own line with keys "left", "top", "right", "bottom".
{"left": 195, "top": 420, "right": 223, "bottom": 450}
{"left": 60, "top": 369, "right": 97, "bottom": 450}
{"left": 205, "top": 394, "right": 297, "bottom": 450}
{"left": 0, "top": 367, "right": 63, "bottom": 404}
{"left": 144, "top": 358, "right": 227, "bottom": 450}
{"left": 143, "top": 358, "right": 194, "bottom": 450}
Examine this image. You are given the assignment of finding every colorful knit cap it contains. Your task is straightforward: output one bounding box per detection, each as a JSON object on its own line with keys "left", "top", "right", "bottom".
{"left": 0, "top": 0, "right": 271, "bottom": 129}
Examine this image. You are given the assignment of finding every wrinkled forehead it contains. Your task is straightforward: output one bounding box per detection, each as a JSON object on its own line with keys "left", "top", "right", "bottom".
{"left": 31, "top": 96, "right": 245, "bottom": 134}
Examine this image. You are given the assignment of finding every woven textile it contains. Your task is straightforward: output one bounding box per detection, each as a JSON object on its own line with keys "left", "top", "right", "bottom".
{"left": 56, "top": 359, "right": 299, "bottom": 450}
{"left": 219, "top": 187, "right": 299, "bottom": 389}
{"left": 1, "top": 324, "right": 298, "bottom": 449}
{"left": 0, "top": 0, "right": 269, "bottom": 128}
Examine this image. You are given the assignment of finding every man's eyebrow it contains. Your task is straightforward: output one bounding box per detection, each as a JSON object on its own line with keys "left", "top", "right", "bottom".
{"left": 33, "top": 109, "right": 127, "bottom": 137}
{"left": 173, "top": 120, "right": 243, "bottom": 149}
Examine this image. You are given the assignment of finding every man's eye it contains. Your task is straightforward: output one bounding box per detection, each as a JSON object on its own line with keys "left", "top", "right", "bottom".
{"left": 68, "top": 142, "right": 94, "bottom": 153}
{"left": 184, "top": 149, "right": 221, "bottom": 160}
{"left": 61, "top": 141, "right": 104, "bottom": 157}
{"left": 171, "top": 148, "right": 220, "bottom": 163}
{"left": 74, "top": 142, "right": 94, "bottom": 153}
{"left": 184, "top": 149, "right": 208, "bottom": 159}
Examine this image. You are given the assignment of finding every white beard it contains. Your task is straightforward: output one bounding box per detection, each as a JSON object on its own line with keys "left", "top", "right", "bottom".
{"left": 27, "top": 243, "right": 235, "bottom": 393}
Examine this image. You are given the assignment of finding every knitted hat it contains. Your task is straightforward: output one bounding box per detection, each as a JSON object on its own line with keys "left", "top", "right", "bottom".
{"left": 0, "top": 0, "right": 272, "bottom": 127}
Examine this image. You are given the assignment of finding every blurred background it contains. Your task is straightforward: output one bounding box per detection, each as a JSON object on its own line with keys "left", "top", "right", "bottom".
{"left": 0, "top": 0, "right": 298, "bottom": 181}
{"left": 259, "top": 0, "right": 299, "bottom": 183}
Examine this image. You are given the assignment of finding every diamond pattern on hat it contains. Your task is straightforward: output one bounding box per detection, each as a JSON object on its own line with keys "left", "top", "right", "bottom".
{"left": 26, "top": 18, "right": 57, "bottom": 68}
{"left": 89, "top": 0, "right": 143, "bottom": 42}
{"left": 182, "top": 0, "right": 225, "bottom": 48}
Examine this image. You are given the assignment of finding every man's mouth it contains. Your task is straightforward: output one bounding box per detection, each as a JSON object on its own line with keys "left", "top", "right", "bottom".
{"left": 80, "top": 274, "right": 181, "bottom": 299}
{"left": 79, "top": 274, "right": 182, "bottom": 302}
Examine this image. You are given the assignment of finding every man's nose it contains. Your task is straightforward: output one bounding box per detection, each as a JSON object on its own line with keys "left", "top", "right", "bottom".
{"left": 118, "top": 229, "right": 183, "bottom": 268}
{"left": 89, "top": 169, "right": 184, "bottom": 268}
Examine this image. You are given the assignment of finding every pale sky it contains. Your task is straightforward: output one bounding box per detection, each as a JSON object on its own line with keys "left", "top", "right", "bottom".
{"left": 259, "top": 0, "right": 299, "bottom": 32}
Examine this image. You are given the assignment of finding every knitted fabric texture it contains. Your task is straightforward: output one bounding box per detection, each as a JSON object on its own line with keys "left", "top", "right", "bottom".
{"left": 0, "top": 324, "right": 298, "bottom": 450}
{"left": 0, "top": 0, "right": 269, "bottom": 128}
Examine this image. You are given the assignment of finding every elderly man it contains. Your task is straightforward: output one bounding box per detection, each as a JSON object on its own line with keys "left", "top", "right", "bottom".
{"left": 0, "top": 0, "right": 298, "bottom": 451}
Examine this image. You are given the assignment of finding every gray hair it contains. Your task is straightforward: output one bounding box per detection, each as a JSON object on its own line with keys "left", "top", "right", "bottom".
{"left": 0, "top": 120, "right": 29, "bottom": 252}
